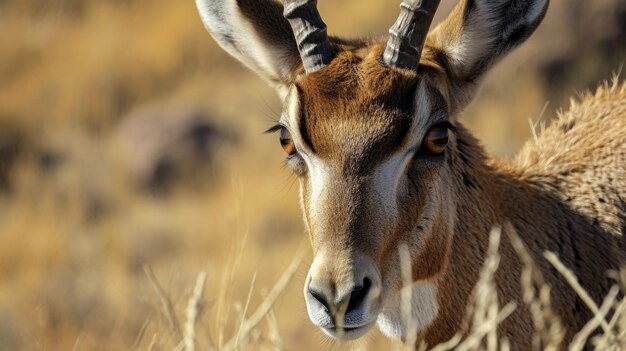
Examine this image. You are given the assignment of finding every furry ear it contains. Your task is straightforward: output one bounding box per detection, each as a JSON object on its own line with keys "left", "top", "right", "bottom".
{"left": 426, "top": 0, "right": 549, "bottom": 112}
{"left": 195, "top": 0, "right": 302, "bottom": 92}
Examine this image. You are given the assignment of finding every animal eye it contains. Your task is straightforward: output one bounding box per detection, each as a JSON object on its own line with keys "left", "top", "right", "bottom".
{"left": 279, "top": 128, "right": 297, "bottom": 156}
{"left": 423, "top": 125, "right": 449, "bottom": 155}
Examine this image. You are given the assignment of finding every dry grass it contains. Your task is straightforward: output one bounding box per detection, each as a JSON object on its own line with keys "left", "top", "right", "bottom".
{"left": 140, "top": 225, "right": 626, "bottom": 351}
{"left": 140, "top": 249, "right": 304, "bottom": 351}
{"left": 0, "top": 0, "right": 624, "bottom": 350}
{"left": 421, "top": 227, "right": 626, "bottom": 351}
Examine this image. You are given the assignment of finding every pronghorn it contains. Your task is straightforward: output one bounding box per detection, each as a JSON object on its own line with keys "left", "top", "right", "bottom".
{"left": 195, "top": 0, "right": 626, "bottom": 348}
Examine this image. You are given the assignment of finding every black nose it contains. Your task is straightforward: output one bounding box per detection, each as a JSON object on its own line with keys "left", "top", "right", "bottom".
{"left": 308, "top": 277, "right": 372, "bottom": 314}
{"left": 308, "top": 287, "right": 330, "bottom": 311}
{"left": 347, "top": 277, "right": 371, "bottom": 313}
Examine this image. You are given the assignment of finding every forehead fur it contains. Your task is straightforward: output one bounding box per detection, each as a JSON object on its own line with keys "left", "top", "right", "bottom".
{"left": 295, "top": 43, "right": 420, "bottom": 173}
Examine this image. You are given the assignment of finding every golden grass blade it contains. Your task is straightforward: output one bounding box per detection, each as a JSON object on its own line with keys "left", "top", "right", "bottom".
{"left": 147, "top": 333, "right": 158, "bottom": 351}
{"left": 131, "top": 319, "right": 152, "bottom": 350}
{"left": 399, "top": 242, "right": 418, "bottom": 350}
{"left": 544, "top": 252, "right": 611, "bottom": 333}
{"left": 233, "top": 272, "right": 258, "bottom": 349}
{"left": 568, "top": 285, "right": 619, "bottom": 351}
{"left": 429, "top": 334, "right": 462, "bottom": 351}
{"left": 608, "top": 296, "right": 626, "bottom": 331}
{"left": 455, "top": 303, "right": 517, "bottom": 351}
{"left": 184, "top": 271, "right": 207, "bottom": 351}
{"left": 507, "top": 224, "right": 565, "bottom": 350}
{"left": 264, "top": 304, "right": 285, "bottom": 351}
{"left": 72, "top": 336, "right": 80, "bottom": 351}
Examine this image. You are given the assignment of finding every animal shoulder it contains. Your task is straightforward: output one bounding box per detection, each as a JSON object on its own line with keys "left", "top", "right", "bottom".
{"left": 510, "top": 80, "right": 626, "bottom": 237}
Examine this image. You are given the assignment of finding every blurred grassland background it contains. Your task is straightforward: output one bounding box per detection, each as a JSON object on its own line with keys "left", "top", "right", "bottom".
{"left": 0, "top": 0, "right": 625, "bottom": 350}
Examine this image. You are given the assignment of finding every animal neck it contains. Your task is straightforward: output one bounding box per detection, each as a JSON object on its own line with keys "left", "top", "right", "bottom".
{"left": 418, "top": 85, "right": 626, "bottom": 347}
{"left": 421, "top": 124, "right": 550, "bottom": 345}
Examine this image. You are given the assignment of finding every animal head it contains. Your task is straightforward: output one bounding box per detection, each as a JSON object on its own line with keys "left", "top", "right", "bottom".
{"left": 196, "top": 0, "right": 548, "bottom": 340}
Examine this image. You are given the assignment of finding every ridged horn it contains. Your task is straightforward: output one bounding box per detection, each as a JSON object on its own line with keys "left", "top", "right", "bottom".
{"left": 383, "top": 0, "right": 441, "bottom": 70}
{"left": 283, "top": 0, "right": 334, "bottom": 74}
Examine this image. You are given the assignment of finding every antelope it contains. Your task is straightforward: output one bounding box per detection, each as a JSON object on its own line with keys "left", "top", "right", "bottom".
{"left": 195, "top": 0, "right": 626, "bottom": 348}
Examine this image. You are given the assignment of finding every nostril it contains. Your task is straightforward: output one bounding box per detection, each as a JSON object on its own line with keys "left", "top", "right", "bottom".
{"left": 308, "top": 287, "right": 330, "bottom": 311}
{"left": 347, "top": 277, "right": 372, "bottom": 313}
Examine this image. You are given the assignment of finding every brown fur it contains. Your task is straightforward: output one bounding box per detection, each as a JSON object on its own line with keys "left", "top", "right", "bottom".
{"left": 424, "top": 81, "right": 626, "bottom": 348}
{"left": 196, "top": 0, "right": 626, "bottom": 348}
{"left": 298, "top": 44, "right": 417, "bottom": 168}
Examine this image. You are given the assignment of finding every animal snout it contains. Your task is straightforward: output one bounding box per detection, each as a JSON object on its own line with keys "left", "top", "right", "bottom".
{"left": 304, "top": 258, "right": 382, "bottom": 340}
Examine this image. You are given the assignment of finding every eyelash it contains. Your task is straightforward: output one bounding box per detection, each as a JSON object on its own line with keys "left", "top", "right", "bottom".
{"left": 264, "top": 124, "right": 285, "bottom": 134}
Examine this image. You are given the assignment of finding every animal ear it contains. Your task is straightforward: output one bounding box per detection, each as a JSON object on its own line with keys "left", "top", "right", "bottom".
{"left": 425, "top": 0, "right": 549, "bottom": 112}
{"left": 195, "top": 0, "right": 302, "bottom": 93}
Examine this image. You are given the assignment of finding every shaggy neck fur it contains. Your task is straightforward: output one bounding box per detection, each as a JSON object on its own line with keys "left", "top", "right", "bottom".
{"left": 421, "top": 82, "right": 626, "bottom": 348}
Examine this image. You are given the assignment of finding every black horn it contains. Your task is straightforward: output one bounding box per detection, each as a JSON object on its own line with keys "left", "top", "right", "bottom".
{"left": 383, "top": 0, "right": 441, "bottom": 70}
{"left": 283, "top": 0, "right": 334, "bottom": 74}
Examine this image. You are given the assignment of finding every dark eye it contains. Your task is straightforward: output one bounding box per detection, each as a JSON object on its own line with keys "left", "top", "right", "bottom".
{"left": 279, "top": 127, "right": 297, "bottom": 156}
{"left": 423, "top": 125, "right": 449, "bottom": 155}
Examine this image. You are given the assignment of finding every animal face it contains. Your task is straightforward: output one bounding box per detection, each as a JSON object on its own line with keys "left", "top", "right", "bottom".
{"left": 273, "top": 47, "right": 457, "bottom": 338}
{"left": 196, "top": 0, "right": 548, "bottom": 340}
